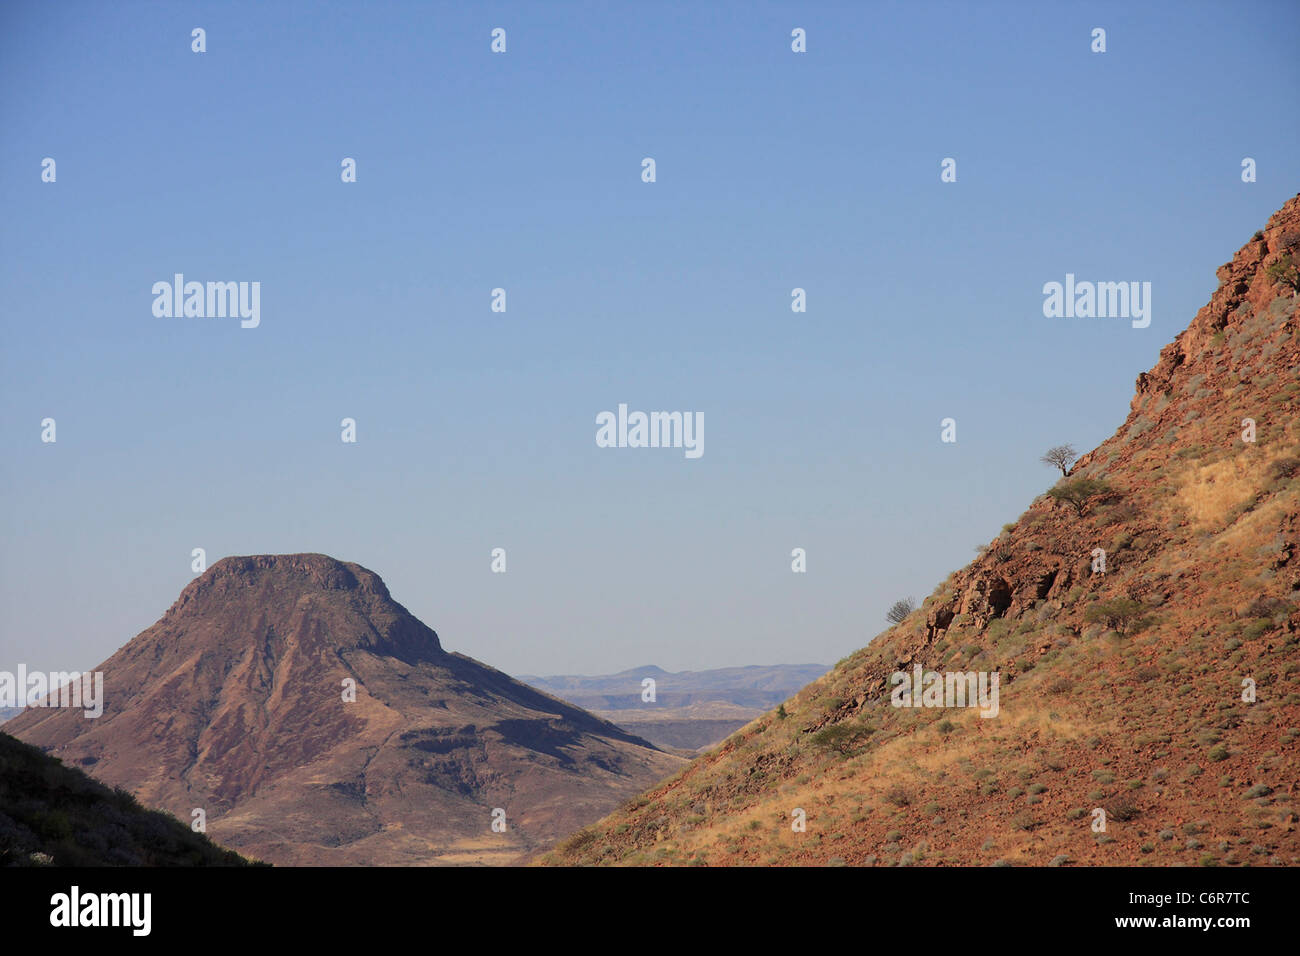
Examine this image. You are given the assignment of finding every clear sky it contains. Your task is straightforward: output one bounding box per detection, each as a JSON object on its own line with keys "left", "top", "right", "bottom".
{"left": 2, "top": 0, "right": 1297, "bottom": 679}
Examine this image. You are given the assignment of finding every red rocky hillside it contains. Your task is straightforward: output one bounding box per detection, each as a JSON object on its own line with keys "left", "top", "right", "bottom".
{"left": 543, "top": 195, "right": 1300, "bottom": 867}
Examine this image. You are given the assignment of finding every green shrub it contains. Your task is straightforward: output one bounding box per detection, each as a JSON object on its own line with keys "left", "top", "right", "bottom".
{"left": 1265, "top": 254, "right": 1300, "bottom": 294}
{"left": 1047, "top": 478, "right": 1116, "bottom": 517}
{"left": 810, "top": 722, "right": 872, "bottom": 755}
{"left": 1242, "top": 619, "right": 1272, "bottom": 641}
{"left": 1083, "top": 598, "right": 1149, "bottom": 635}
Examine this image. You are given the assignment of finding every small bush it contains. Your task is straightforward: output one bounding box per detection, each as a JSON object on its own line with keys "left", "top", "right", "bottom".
{"left": 1099, "top": 500, "right": 1141, "bottom": 525}
{"left": 1269, "top": 457, "right": 1300, "bottom": 480}
{"left": 886, "top": 598, "right": 917, "bottom": 624}
{"left": 1083, "top": 598, "right": 1149, "bottom": 635}
{"left": 1265, "top": 250, "right": 1300, "bottom": 294}
{"left": 1242, "top": 619, "right": 1272, "bottom": 641}
{"left": 810, "top": 722, "right": 871, "bottom": 756}
{"left": 1107, "top": 800, "right": 1141, "bottom": 822}
{"left": 884, "top": 786, "right": 911, "bottom": 807}
{"left": 1244, "top": 596, "right": 1292, "bottom": 619}
{"left": 1047, "top": 478, "right": 1116, "bottom": 517}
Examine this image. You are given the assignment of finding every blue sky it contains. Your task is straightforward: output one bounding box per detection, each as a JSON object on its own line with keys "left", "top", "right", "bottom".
{"left": 1, "top": 0, "right": 1297, "bottom": 678}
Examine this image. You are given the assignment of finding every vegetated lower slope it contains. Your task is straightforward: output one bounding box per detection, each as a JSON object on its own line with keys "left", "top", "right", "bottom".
{"left": 0, "top": 731, "right": 257, "bottom": 866}
{"left": 521, "top": 664, "right": 830, "bottom": 752}
{"left": 544, "top": 195, "right": 1300, "bottom": 867}
{"left": 7, "top": 554, "right": 683, "bottom": 865}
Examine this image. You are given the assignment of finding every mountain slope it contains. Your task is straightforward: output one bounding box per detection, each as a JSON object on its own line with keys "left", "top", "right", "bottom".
{"left": 0, "top": 731, "right": 257, "bottom": 866}
{"left": 7, "top": 554, "right": 683, "bottom": 865}
{"left": 543, "top": 195, "right": 1300, "bottom": 867}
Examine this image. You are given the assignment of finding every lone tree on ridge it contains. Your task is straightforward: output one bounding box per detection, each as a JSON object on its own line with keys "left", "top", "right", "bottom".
{"left": 1041, "top": 444, "right": 1078, "bottom": 477}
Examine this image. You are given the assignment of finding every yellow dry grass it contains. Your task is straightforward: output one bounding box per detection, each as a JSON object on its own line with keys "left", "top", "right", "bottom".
{"left": 1216, "top": 493, "right": 1290, "bottom": 549}
{"left": 1174, "top": 456, "right": 1265, "bottom": 528}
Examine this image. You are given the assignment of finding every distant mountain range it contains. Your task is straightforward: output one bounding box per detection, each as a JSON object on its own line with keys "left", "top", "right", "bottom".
{"left": 7, "top": 554, "right": 682, "bottom": 865}
{"left": 522, "top": 664, "right": 829, "bottom": 751}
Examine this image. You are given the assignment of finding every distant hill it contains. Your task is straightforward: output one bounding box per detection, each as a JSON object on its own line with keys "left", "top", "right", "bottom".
{"left": 0, "top": 708, "right": 21, "bottom": 726}
{"left": 7, "top": 554, "right": 682, "bottom": 865}
{"left": 0, "top": 731, "right": 256, "bottom": 866}
{"left": 521, "top": 664, "right": 829, "bottom": 751}
{"left": 544, "top": 195, "right": 1300, "bottom": 867}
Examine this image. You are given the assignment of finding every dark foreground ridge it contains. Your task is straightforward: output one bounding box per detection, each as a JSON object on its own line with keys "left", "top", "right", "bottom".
{"left": 0, "top": 731, "right": 257, "bottom": 866}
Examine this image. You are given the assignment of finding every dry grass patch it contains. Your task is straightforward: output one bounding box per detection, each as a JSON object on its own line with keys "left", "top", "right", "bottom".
{"left": 1174, "top": 456, "right": 1269, "bottom": 529}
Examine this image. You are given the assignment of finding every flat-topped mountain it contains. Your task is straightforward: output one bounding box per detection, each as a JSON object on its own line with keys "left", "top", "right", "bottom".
{"left": 7, "top": 554, "right": 683, "bottom": 865}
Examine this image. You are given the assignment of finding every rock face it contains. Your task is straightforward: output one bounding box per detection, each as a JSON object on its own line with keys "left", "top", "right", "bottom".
{"left": 6, "top": 554, "right": 682, "bottom": 865}
{"left": 544, "top": 195, "right": 1300, "bottom": 867}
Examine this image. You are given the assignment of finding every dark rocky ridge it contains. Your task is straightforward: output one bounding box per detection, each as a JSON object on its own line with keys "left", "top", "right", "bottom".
{"left": 0, "top": 731, "right": 257, "bottom": 867}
